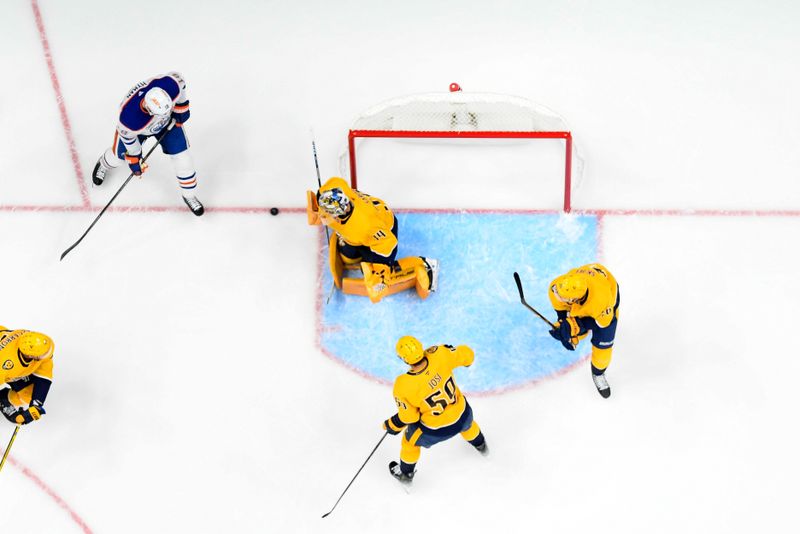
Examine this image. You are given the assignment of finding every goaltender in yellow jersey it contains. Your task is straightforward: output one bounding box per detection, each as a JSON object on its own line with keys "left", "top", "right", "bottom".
{"left": 547, "top": 263, "right": 620, "bottom": 398}
{"left": 382, "top": 336, "right": 487, "bottom": 483}
{"left": 0, "top": 327, "right": 55, "bottom": 425}
{"left": 307, "top": 177, "right": 439, "bottom": 303}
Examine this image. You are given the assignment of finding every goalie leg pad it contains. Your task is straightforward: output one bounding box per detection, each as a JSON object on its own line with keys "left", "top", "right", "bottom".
{"left": 413, "top": 257, "right": 439, "bottom": 299}
{"left": 328, "top": 233, "right": 344, "bottom": 289}
{"left": 306, "top": 190, "right": 320, "bottom": 225}
{"left": 341, "top": 258, "right": 435, "bottom": 302}
{"left": 363, "top": 260, "right": 423, "bottom": 303}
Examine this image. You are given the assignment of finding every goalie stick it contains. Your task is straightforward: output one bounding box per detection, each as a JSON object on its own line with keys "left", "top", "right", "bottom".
{"left": 310, "top": 131, "right": 336, "bottom": 304}
{"left": 513, "top": 272, "right": 556, "bottom": 329}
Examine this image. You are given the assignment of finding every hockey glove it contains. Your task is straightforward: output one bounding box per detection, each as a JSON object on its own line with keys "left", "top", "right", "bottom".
{"left": 383, "top": 414, "right": 405, "bottom": 435}
{"left": 125, "top": 153, "right": 148, "bottom": 176}
{"left": 172, "top": 101, "right": 190, "bottom": 127}
{"left": 0, "top": 389, "right": 19, "bottom": 424}
{"left": 549, "top": 317, "right": 584, "bottom": 351}
{"left": 15, "top": 403, "right": 45, "bottom": 425}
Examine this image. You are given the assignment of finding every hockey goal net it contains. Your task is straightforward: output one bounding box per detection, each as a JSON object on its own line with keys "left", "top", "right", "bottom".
{"left": 340, "top": 85, "right": 580, "bottom": 212}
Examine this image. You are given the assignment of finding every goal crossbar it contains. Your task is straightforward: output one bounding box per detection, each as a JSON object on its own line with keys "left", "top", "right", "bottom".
{"left": 347, "top": 129, "right": 574, "bottom": 212}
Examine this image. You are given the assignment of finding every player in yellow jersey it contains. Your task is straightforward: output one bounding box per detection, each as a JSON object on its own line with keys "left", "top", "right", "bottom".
{"left": 0, "top": 327, "right": 55, "bottom": 425}
{"left": 307, "top": 177, "right": 439, "bottom": 303}
{"left": 548, "top": 264, "right": 619, "bottom": 398}
{"left": 382, "top": 336, "right": 487, "bottom": 483}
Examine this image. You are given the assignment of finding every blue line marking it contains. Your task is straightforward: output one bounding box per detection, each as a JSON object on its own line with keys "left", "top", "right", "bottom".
{"left": 320, "top": 212, "right": 598, "bottom": 393}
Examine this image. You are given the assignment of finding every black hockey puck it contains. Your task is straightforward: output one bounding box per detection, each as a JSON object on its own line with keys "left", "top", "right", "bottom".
{"left": 270, "top": 207, "right": 279, "bottom": 216}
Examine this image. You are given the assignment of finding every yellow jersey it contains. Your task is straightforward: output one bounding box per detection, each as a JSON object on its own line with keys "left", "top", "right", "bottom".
{"left": 548, "top": 264, "right": 618, "bottom": 328}
{"left": 0, "top": 328, "right": 54, "bottom": 385}
{"left": 393, "top": 344, "right": 474, "bottom": 430}
{"left": 318, "top": 177, "right": 397, "bottom": 259}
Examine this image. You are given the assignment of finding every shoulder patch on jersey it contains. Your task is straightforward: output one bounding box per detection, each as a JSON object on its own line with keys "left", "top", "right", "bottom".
{"left": 2, "top": 359, "right": 13, "bottom": 370}
{"left": 425, "top": 346, "right": 438, "bottom": 354}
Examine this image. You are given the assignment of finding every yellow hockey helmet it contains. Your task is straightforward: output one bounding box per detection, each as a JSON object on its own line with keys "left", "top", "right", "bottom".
{"left": 552, "top": 274, "right": 588, "bottom": 304}
{"left": 396, "top": 335, "right": 424, "bottom": 365}
{"left": 17, "top": 331, "right": 54, "bottom": 361}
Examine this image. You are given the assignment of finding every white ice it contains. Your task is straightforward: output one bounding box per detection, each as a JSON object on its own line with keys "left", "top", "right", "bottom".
{"left": 1, "top": 1, "right": 799, "bottom": 532}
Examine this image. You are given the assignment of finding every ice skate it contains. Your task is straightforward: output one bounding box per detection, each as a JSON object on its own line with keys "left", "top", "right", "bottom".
{"left": 592, "top": 372, "right": 611, "bottom": 398}
{"left": 388, "top": 461, "right": 414, "bottom": 484}
{"left": 475, "top": 440, "right": 489, "bottom": 456}
{"left": 422, "top": 257, "right": 439, "bottom": 291}
{"left": 92, "top": 155, "right": 111, "bottom": 186}
{"left": 182, "top": 195, "right": 205, "bottom": 216}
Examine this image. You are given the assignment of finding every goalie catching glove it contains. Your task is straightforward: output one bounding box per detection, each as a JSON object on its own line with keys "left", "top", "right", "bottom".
{"left": 549, "top": 316, "right": 586, "bottom": 351}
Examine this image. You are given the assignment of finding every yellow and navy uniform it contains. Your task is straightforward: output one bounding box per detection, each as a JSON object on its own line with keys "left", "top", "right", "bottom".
{"left": 549, "top": 263, "right": 620, "bottom": 372}
{"left": 0, "top": 328, "right": 54, "bottom": 414}
{"left": 385, "top": 345, "right": 484, "bottom": 474}
{"left": 318, "top": 177, "right": 398, "bottom": 264}
{"left": 310, "top": 176, "right": 434, "bottom": 303}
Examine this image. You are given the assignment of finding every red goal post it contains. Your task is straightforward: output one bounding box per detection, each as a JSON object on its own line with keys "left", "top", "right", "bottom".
{"left": 343, "top": 86, "right": 578, "bottom": 212}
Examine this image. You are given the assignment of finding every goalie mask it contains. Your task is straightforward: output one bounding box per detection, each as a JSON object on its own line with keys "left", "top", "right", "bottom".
{"left": 318, "top": 187, "right": 352, "bottom": 218}
{"left": 142, "top": 87, "right": 174, "bottom": 117}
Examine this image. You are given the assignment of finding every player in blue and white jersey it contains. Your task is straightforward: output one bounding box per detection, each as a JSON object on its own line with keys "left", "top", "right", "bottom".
{"left": 91, "top": 71, "right": 204, "bottom": 215}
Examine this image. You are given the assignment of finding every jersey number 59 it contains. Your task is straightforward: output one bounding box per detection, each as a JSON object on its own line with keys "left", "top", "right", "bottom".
{"left": 424, "top": 376, "right": 457, "bottom": 416}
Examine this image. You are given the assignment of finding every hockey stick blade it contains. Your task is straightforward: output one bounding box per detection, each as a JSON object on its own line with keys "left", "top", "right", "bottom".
{"left": 60, "top": 128, "right": 170, "bottom": 261}
{"left": 321, "top": 431, "right": 388, "bottom": 518}
{"left": 512, "top": 272, "right": 556, "bottom": 329}
{"left": 513, "top": 271, "right": 526, "bottom": 301}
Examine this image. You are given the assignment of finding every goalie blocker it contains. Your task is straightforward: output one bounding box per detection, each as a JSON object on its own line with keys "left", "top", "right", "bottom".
{"left": 306, "top": 179, "right": 439, "bottom": 303}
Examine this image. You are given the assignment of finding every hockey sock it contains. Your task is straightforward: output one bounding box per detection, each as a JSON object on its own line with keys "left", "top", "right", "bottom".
{"left": 469, "top": 432, "right": 486, "bottom": 449}
{"left": 591, "top": 364, "right": 606, "bottom": 376}
{"left": 399, "top": 461, "right": 416, "bottom": 475}
{"left": 103, "top": 148, "right": 123, "bottom": 168}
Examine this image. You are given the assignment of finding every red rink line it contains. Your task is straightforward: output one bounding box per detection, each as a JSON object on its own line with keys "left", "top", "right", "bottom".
{"left": 390, "top": 207, "right": 800, "bottom": 217}
{"left": 0, "top": 205, "right": 305, "bottom": 214}
{"left": 1, "top": 205, "right": 797, "bottom": 217}
{"left": 6, "top": 456, "right": 94, "bottom": 533}
{"left": 30, "top": 0, "right": 89, "bottom": 208}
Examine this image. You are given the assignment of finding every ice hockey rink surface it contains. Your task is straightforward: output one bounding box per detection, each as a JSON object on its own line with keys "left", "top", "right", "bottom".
{"left": 2, "top": 1, "right": 799, "bottom": 532}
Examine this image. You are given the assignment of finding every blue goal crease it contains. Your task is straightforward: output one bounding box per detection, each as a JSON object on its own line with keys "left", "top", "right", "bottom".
{"left": 319, "top": 213, "right": 599, "bottom": 394}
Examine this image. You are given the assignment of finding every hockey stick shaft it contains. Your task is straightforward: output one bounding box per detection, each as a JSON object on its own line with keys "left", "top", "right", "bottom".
{"left": 513, "top": 272, "right": 556, "bottom": 329}
{"left": 60, "top": 128, "right": 170, "bottom": 261}
{"left": 0, "top": 425, "right": 20, "bottom": 473}
{"left": 311, "top": 135, "right": 331, "bottom": 241}
{"left": 311, "top": 132, "right": 336, "bottom": 303}
{"left": 321, "top": 431, "right": 388, "bottom": 518}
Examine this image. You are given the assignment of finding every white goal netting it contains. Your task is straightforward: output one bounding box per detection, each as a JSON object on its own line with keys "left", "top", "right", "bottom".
{"left": 339, "top": 87, "right": 584, "bottom": 211}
